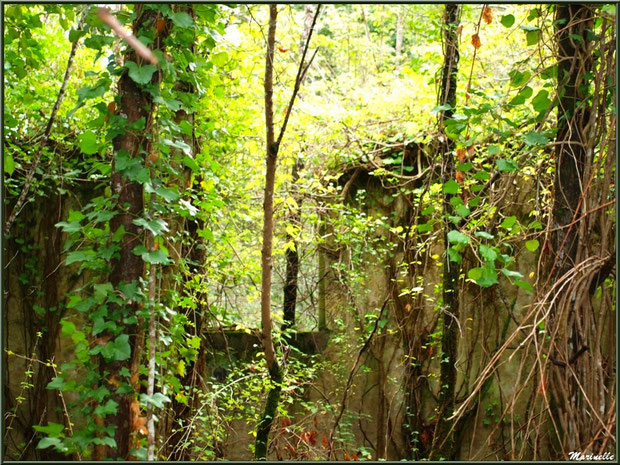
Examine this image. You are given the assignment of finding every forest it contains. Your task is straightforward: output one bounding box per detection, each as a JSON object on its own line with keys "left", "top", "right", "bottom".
{"left": 2, "top": 2, "right": 617, "bottom": 462}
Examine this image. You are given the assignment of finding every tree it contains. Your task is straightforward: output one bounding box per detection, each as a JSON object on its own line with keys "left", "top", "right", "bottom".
{"left": 429, "top": 3, "right": 461, "bottom": 461}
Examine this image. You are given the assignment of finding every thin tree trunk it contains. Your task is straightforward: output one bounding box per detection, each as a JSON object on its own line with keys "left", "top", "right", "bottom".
{"left": 281, "top": 5, "right": 314, "bottom": 333}
{"left": 256, "top": 4, "right": 320, "bottom": 457}
{"left": 255, "top": 5, "right": 282, "bottom": 459}
{"left": 429, "top": 4, "right": 461, "bottom": 461}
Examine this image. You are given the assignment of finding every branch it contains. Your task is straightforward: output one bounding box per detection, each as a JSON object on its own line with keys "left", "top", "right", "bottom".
{"left": 275, "top": 5, "right": 322, "bottom": 150}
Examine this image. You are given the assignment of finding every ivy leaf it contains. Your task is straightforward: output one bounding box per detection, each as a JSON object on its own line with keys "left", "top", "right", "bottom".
{"left": 133, "top": 218, "right": 169, "bottom": 236}
{"left": 46, "top": 376, "right": 66, "bottom": 390}
{"left": 448, "top": 247, "right": 462, "bottom": 264}
{"left": 525, "top": 239, "right": 540, "bottom": 252}
{"left": 455, "top": 205, "right": 470, "bottom": 217}
{"left": 531, "top": 90, "right": 552, "bottom": 113}
{"left": 431, "top": 104, "right": 452, "bottom": 114}
{"left": 125, "top": 61, "right": 157, "bottom": 85}
{"left": 140, "top": 392, "right": 171, "bottom": 409}
{"left": 33, "top": 422, "right": 65, "bottom": 437}
{"left": 4, "top": 153, "right": 15, "bottom": 175}
{"left": 468, "top": 263, "right": 498, "bottom": 287}
{"left": 56, "top": 221, "right": 81, "bottom": 233}
{"left": 133, "top": 245, "right": 172, "bottom": 265}
{"left": 500, "top": 14, "right": 515, "bottom": 27}
{"left": 37, "top": 437, "right": 63, "bottom": 450}
{"left": 171, "top": 11, "right": 193, "bottom": 28}
{"left": 479, "top": 245, "right": 497, "bottom": 262}
{"left": 101, "top": 334, "right": 131, "bottom": 361}
{"left": 501, "top": 268, "right": 524, "bottom": 279}
{"left": 79, "top": 131, "right": 100, "bottom": 155}
{"left": 496, "top": 159, "right": 517, "bottom": 172}
{"left": 447, "top": 230, "right": 470, "bottom": 245}
{"left": 443, "top": 180, "right": 460, "bottom": 195}
{"left": 515, "top": 279, "right": 534, "bottom": 293}
{"left": 500, "top": 216, "right": 517, "bottom": 229}
{"left": 475, "top": 231, "right": 494, "bottom": 240}
{"left": 94, "top": 399, "right": 119, "bottom": 416}
{"left": 523, "top": 132, "right": 548, "bottom": 146}
{"left": 509, "top": 85, "right": 533, "bottom": 105}
{"left": 527, "top": 30, "right": 539, "bottom": 46}
{"left": 65, "top": 250, "right": 96, "bottom": 265}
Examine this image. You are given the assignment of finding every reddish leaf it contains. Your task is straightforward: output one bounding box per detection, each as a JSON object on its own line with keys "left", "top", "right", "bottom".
{"left": 482, "top": 6, "right": 493, "bottom": 24}
{"left": 472, "top": 33, "right": 481, "bottom": 50}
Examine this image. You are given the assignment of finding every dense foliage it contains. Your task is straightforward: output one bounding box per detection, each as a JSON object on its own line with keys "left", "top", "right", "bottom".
{"left": 3, "top": 3, "right": 616, "bottom": 461}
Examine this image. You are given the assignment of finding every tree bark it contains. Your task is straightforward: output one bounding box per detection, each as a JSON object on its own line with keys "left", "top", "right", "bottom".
{"left": 255, "top": 5, "right": 281, "bottom": 459}
{"left": 551, "top": 4, "right": 594, "bottom": 278}
{"left": 104, "top": 6, "right": 168, "bottom": 459}
{"left": 429, "top": 3, "right": 461, "bottom": 461}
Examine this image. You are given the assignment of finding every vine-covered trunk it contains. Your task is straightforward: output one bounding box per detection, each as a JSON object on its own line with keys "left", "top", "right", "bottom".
{"left": 104, "top": 6, "right": 167, "bottom": 459}
{"left": 551, "top": 4, "right": 593, "bottom": 277}
{"left": 429, "top": 3, "right": 461, "bottom": 461}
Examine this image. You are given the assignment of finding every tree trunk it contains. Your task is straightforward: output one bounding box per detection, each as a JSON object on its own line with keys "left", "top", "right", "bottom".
{"left": 104, "top": 6, "right": 168, "bottom": 459}
{"left": 551, "top": 4, "right": 594, "bottom": 277}
{"left": 255, "top": 5, "right": 281, "bottom": 459}
{"left": 429, "top": 3, "right": 461, "bottom": 461}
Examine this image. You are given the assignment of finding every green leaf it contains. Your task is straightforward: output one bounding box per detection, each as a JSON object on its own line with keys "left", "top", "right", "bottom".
{"left": 211, "top": 51, "right": 228, "bottom": 67}
{"left": 501, "top": 268, "right": 524, "bottom": 279}
{"left": 94, "top": 399, "right": 119, "bottom": 416}
{"left": 37, "top": 437, "right": 62, "bottom": 450}
{"left": 133, "top": 245, "right": 172, "bottom": 265}
{"left": 46, "top": 376, "right": 65, "bottom": 390}
{"left": 125, "top": 61, "right": 157, "bottom": 85}
{"left": 509, "top": 86, "right": 533, "bottom": 105}
{"left": 155, "top": 186, "right": 181, "bottom": 202}
{"left": 65, "top": 250, "right": 96, "bottom": 265}
{"left": 500, "top": 14, "right": 515, "bottom": 27}
{"left": 68, "top": 28, "right": 86, "bottom": 43}
{"left": 4, "top": 153, "right": 15, "bottom": 175}
{"left": 525, "top": 239, "right": 540, "bottom": 252}
{"left": 101, "top": 334, "right": 131, "bottom": 361}
{"left": 133, "top": 218, "right": 169, "bottom": 236}
{"left": 526, "top": 30, "right": 540, "bottom": 46}
{"left": 33, "top": 422, "right": 64, "bottom": 437}
{"left": 455, "top": 205, "right": 470, "bottom": 217}
{"left": 417, "top": 223, "right": 433, "bottom": 233}
{"left": 475, "top": 231, "right": 494, "bottom": 240}
{"left": 500, "top": 216, "right": 517, "bottom": 229}
{"left": 443, "top": 180, "right": 460, "bottom": 195}
{"left": 496, "top": 159, "right": 517, "bottom": 172}
{"left": 515, "top": 279, "right": 534, "bottom": 293}
{"left": 447, "top": 230, "right": 470, "bottom": 245}
{"left": 531, "top": 90, "right": 552, "bottom": 113}
{"left": 140, "top": 392, "right": 171, "bottom": 409}
{"left": 183, "top": 155, "right": 200, "bottom": 173}
{"left": 448, "top": 247, "right": 462, "bottom": 264}
{"left": 421, "top": 206, "right": 435, "bottom": 216}
{"left": 56, "top": 221, "right": 81, "bottom": 234}
{"left": 456, "top": 162, "right": 473, "bottom": 172}
{"left": 488, "top": 145, "right": 501, "bottom": 156}
{"left": 431, "top": 104, "right": 451, "bottom": 114}
{"left": 523, "top": 132, "right": 548, "bottom": 146}
{"left": 469, "top": 263, "right": 498, "bottom": 287}
{"left": 171, "top": 11, "right": 193, "bottom": 28}
{"left": 79, "top": 131, "right": 100, "bottom": 155}
{"left": 479, "top": 245, "right": 497, "bottom": 262}
{"left": 509, "top": 70, "right": 531, "bottom": 87}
